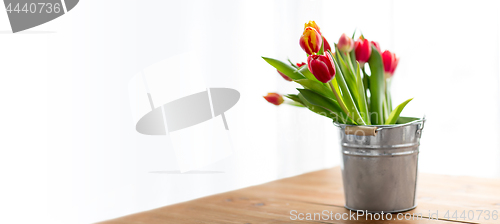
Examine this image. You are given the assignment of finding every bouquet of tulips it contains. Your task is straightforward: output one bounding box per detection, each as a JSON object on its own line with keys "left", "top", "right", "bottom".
{"left": 263, "top": 21, "right": 413, "bottom": 125}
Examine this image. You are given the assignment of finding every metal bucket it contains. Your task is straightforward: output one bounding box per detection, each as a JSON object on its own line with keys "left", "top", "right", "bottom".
{"left": 335, "top": 118, "right": 425, "bottom": 213}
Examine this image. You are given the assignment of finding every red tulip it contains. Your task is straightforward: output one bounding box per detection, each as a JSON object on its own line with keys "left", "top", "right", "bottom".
{"left": 355, "top": 38, "right": 372, "bottom": 64}
{"left": 307, "top": 53, "right": 336, "bottom": 83}
{"left": 264, "top": 93, "right": 284, "bottom": 106}
{"left": 371, "top": 41, "right": 381, "bottom": 53}
{"left": 277, "top": 70, "right": 292, "bottom": 81}
{"left": 337, "top": 33, "right": 354, "bottom": 52}
{"left": 381, "top": 50, "right": 399, "bottom": 77}
{"left": 296, "top": 62, "right": 306, "bottom": 67}
{"left": 323, "top": 36, "right": 331, "bottom": 52}
{"left": 299, "top": 27, "right": 322, "bottom": 55}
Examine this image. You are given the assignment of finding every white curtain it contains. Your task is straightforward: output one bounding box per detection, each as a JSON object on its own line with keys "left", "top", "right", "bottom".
{"left": 0, "top": 1, "right": 499, "bottom": 224}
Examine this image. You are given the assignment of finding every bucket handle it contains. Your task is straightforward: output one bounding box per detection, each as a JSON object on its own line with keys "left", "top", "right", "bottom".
{"left": 342, "top": 117, "right": 426, "bottom": 137}
{"left": 345, "top": 126, "right": 378, "bottom": 136}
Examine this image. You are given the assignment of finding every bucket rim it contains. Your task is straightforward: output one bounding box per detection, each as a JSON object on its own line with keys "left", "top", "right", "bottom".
{"left": 333, "top": 117, "right": 426, "bottom": 129}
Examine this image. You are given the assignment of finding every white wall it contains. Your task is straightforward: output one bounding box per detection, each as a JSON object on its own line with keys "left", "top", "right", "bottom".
{"left": 0, "top": 0, "right": 499, "bottom": 224}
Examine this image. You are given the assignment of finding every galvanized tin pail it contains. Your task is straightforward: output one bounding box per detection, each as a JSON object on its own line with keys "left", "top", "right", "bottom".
{"left": 335, "top": 118, "right": 425, "bottom": 213}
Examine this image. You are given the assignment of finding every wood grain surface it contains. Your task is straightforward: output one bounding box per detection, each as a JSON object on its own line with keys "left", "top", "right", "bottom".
{"left": 98, "top": 167, "right": 500, "bottom": 224}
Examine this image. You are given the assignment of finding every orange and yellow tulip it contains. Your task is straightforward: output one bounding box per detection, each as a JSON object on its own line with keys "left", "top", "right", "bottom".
{"left": 299, "top": 27, "right": 322, "bottom": 55}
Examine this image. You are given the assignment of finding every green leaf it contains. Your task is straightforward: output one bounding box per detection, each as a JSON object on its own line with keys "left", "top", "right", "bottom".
{"left": 336, "top": 51, "right": 359, "bottom": 103}
{"left": 396, "top": 116, "right": 420, "bottom": 124}
{"left": 329, "top": 49, "right": 354, "bottom": 117}
{"left": 287, "top": 58, "right": 298, "bottom": 69}
{"left": 329, "top": 77, "right": 348, "bottom": 113}
{"left": 328, "top": 51, "right": 367, "bottom": 125}
{"left": 262, "top": 57, "right": 305, "bottom": 80}
{"left": 349, "top": 32, "right": 358, "bottom": 65}
{"left": 295, "top": 79, "right": 336, "bottom": 102}
{"left": 354, "top": 62, "right": 370, "bottom": 125}
{"left": 385, "top": 98, "right": 413, "bottom": 125}
{"left": 383, "top": 98, "right": 389, "bottom": 121}
{"left": 333, "top": 44, "right": 344, "bottom": 61}
{"left": 330, "top": 75, "right": 342, "bottom": 98}
{"left": 349, "top": 50, "right": 357, "bottom": 70}
{"left": 367, "top": 45, "right": 385, "bottom": 125}
{"left": 334, "top": 46, "right": 359, "bottom": 107}
{"left": 297, "top": 89, "right": 354, "bottom": 124}
{"left": 285, "top": 94, "right": 305, "bottom": 106}
{"left": 386, "top": 78, "right": 393, "bottom": 113}
{"left": 318, "top": 38, "right": 325, "bottom": 55}
{"left": 297, "top": 65, "right": 318, "bottom": 81}
{"left": 396, "top": 117, "right": 422, "bottom": 124}
{"left": 299, "top": 94, "right": 336, "bottom": 119}
{"left": 285, "top": 101, "right": 305, "bottom": 107}
{"left": 362, "top": 68, "right": 370, "bottom": 96}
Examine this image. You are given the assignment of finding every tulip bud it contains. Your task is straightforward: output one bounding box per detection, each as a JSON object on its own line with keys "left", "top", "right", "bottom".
{"left": 337, "top": 33, "right": 354, "bottom": 53}
{"left": 296, "top": 62, "right": 306, "bottom": 67}
{"left": 381, "top": 50, "right": 399, "bottom": 78}
{"left": 323, "top": 36, "right": 331, "bottom": 52}
{"left": 307, "top": 53, "right": 336, "bottom": 83}
{"left": 277, "top": 70, "right": 292, "bottom": 81}
{"left": 299, "top": 27, "right": 322, "bottom": 55}
{"left": 264, "top": 93, "right": 284, "bottom": 106}
{"left": 304, "top": 20, "right": 321, "bottom": 34}
{"left": 354, "top": 38, "right": 372, "bottom": 64}
{"left": 371, "top": 41, "right": 381, "bottom": 53}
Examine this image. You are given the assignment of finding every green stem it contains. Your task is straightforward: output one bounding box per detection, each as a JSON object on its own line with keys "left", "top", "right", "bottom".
{"left": 383, "top": 98, "right": 389, "bottom": 121}
{"left": 386, "top": 78, "right": 392, "bottom": 113}
{"left": 329, "top": 81, "right": 355, "bottom": 124}
{"left": 353, "top": 62, "right": 371, "bottom": 125}
{"left": 362, "top": 67, "right": 370, "bottom": 98}
{"left": 287, "top": 58, "right": 298, "bottom": 69}
{"left": 345, "top": 52, "right": 356, "bottom": 76}
{"left": 328, "top": 50, "right": 366, "bottom": 125}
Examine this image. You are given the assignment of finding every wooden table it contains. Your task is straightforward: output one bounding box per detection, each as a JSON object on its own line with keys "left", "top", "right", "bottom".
{"left": 99, "top": 167, "right": 500, "bottom": 223}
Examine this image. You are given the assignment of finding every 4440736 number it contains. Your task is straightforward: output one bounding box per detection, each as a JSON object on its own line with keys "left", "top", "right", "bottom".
{"left": 443, "top": 210, "right": 498, "bottom": 221}
{"left": 5, "top": 3, "right": 62, "bottom": 14}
